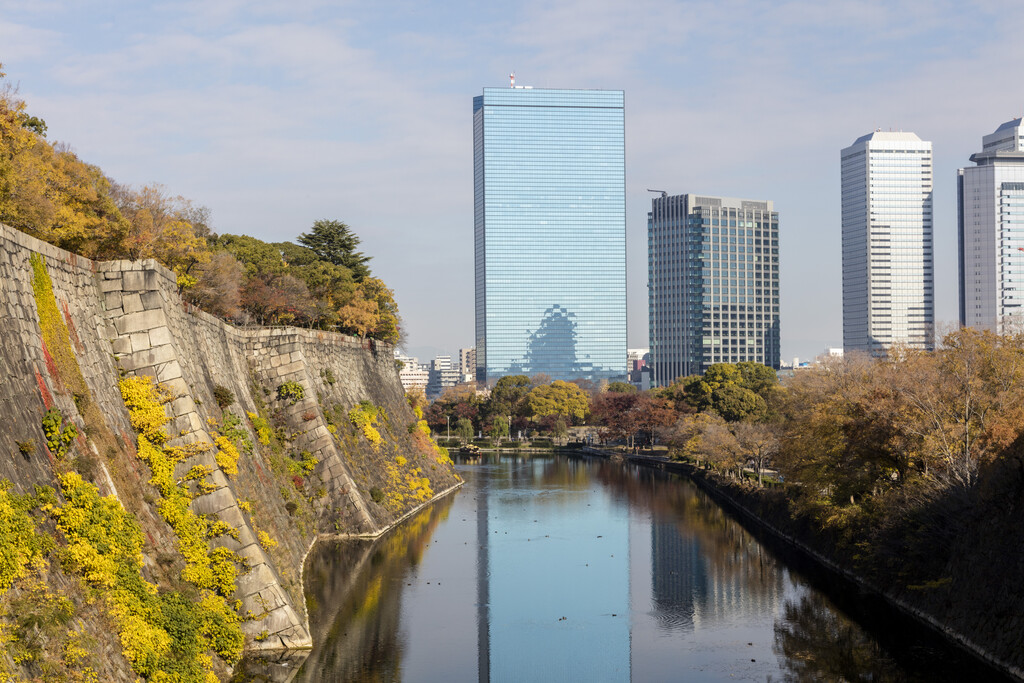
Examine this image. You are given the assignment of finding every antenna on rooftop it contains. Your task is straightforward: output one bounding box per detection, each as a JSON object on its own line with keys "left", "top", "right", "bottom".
{"left": 510, "top": 72, "right": 515, "bottom": 88}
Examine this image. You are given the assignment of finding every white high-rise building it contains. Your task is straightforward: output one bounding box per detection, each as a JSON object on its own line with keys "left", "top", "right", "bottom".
{"left": 958, "top": 118, "right": 1024, "bottom": 332}
{"left": 841, "top": 131, "right": 934, "bottom": 354}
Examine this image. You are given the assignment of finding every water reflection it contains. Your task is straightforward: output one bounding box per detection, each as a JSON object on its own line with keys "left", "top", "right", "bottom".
{"left": 294, "top": 498, "right": 454, "bottom": 682}
{"left": 772, "top": 592, "right": 909, "bottom": 682}
{"left": 255, "top": 454, "right": 1001, "bottom": 682}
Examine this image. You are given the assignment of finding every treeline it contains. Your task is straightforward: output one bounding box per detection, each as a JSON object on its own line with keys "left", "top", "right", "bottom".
{"left": 0, "top": 67, "right": 399, "bottom": 343}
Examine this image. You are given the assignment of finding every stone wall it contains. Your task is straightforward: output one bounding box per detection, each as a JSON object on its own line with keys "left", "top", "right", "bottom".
{"left": 0, "top": 222, "right": 461, "bottom": 666}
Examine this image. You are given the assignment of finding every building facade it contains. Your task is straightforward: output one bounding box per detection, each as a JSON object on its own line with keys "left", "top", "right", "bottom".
{"left": 473, "top": 86, "right": 627, "bottom": 384}
{"left": 841, "top": 131, "right": 934, "bottom": 353}
{"left": 959, "top": 118, "right": 1024, "bottom": 332}
{"left": 396, "top": 354, "right": 429, "bottom": 393}
{"left": 458, "top": 347, "right": 477, "bottom": 382}
{"left": 647, "top": 194, "right": 780, "bottom": 386}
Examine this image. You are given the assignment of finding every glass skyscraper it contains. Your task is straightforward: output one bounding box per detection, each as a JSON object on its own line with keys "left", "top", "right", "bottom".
{"left": 473, "top": 86, "right": 626, "bottom": 384}
{"left": 958, "top": 118, "right": 1024, "bottom": 332}
{"left": 647, "top": 194, "right": 780, "bottom": 386}
{"left": 841, "top": 131, "right": 934, "bottom": 353}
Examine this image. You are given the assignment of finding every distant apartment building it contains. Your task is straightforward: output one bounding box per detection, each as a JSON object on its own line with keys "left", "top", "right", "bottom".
{"left": 841, "top": 131, "right": 934, "bottom": 353}
{"left": 647, "top": 194, "right": 780, "bottom": 386}
{"left": 959, "top": 118, "right": 1024, "bottom": 332}
{"left": 473, "top": 84, "right": 627, "bottom": 384}
{"left": 426, "top": 355, "right": 462, "bottom": 399}
{"left": 396, "top": 354, "right": 429, "bottom": 393}
{"left": 458, "top": 347, "right": 477, "bottom": 382}
{"left": 627, "top": 348, "right": 651, "bottom": 389}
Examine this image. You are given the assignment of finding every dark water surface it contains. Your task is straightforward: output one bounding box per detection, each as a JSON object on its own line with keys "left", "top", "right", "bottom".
{"left": 261, "top": 454, "right": 1006, "bottom": 682}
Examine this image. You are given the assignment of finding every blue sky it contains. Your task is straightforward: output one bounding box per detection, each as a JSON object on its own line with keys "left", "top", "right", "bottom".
{"left": 3, "top": 0, "right": 1023, "bottom": 363}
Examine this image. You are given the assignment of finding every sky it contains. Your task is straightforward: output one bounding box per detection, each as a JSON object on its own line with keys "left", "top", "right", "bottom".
{"left": 2, "top": 0, "right": 1023, "bottom": 364}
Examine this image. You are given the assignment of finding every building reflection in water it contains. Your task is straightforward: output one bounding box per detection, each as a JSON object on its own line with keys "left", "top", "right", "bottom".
{"left": 233, "top": 456, "right": 986, "bottom": 682}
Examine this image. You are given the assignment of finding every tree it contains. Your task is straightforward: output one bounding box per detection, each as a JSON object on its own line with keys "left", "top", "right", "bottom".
{"left": 487, "top": 375, "right": 531, "bottom": 421}
{"left": 488, "top": 415, "right": 509, "bottom": 442}
{"left": 711, "top": 384, "right": 767, "bottom": 422}
{"left": 590, "top": 391, "right": 644, "bottom": 448}
{"left": 732, "top": 422, "right": 779, "bottom": 486}
{"left": 526, "top": 380, "right": 590, "bottom": 423}
{"left": 454, "top": 418, "right": 474, "bottom": 444}
{"left": 298, "top": 219, "right": 372, "bottom": 281}
{"left": 607, "top": 381, "right": 637, "bottom": 394}
{"left": 186, "top": 251, "right": 243, "bottom": 319}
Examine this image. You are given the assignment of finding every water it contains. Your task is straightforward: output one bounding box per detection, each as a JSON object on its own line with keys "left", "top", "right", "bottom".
{"left": 264, "top": 454, "right": 1006, "bottom": 682}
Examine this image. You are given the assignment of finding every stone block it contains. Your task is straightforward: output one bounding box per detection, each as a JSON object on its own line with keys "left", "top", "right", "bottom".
{"left": 98, "top": 277, "right": 122, "bottom": 293}
{"left": 122, "top": 293, "right": 143, "bottom": 314}
{"left": 129, "top": 331, "right": 151, "bottom": 352}
{"left": 169, "top": 396, "right": 193, "bottom": 417}
{"left": 110, "top": 336, "right": 132, "bottom": 355}
{"left": 103, "top": 291, "right": 122, "bottom": 310}
{"left": 141, "top": 291, "right": 163, "bottom": 309}
{"left": 190, "top": 487, "right": 236, "bottom": 516}
{"left": 121, "top": 271, "right": 146, "bottom": 291}
{"left": 114, "top": 309, "right": 166, "bottom": 335}
{"left": 121, "top": 343, "right": 176, "bottom": 372}
{"left": 163, "top": 377, "right": 190, "bottom": 397}
{"left": 156, "top": 360, "right": 182, "bottom": 383}
{"left": 148, "top": 326, "right": 172, "bottom": 346}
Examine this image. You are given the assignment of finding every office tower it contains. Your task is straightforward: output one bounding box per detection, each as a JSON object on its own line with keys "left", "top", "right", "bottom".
{"left": 959, "top": 118, "right": 1024, "bottom": 331}
{"left": 473, "top": 85, "right": 626, "bottom": 384}
{"left": 841, "top": 131, "right": 934, "bottom": 353}
{"left": 647, "top": 194, "right": 780, "bottom": 386}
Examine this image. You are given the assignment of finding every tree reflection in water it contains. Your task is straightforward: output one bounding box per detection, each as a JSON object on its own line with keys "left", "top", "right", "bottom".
{"left": 772, "top": 592, "right": 912, "bottom": 682}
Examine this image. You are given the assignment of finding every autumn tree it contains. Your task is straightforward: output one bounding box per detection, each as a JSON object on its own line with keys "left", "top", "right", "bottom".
{"left": 186, "top": 251, "right": 244, "bottom": 319}
{"left": 526, "top": 380, "right": 590, "bottom": 424}
{"left": 732, "top": 422, "right": 780, "bottom": 486}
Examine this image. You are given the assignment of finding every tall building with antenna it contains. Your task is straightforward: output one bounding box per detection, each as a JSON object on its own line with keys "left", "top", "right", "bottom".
{"left": 958, "top": 117, "right": 1024, "bottom": 332}
{"left": 841, "top": 130, "right": 934, "bottom": 353}
{"left": 472, "top": 83, "right": 626, "bottom": 383}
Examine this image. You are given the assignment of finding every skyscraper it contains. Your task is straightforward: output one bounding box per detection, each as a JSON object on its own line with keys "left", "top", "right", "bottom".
{"left": 841, "top": 131, "right": 934, "bottom": 353}
{"left": 473, "top": 85, "right": 626, "bottom": 384}
{"left": 958, "top": 118, "right": 1024, "bottom": 332}
{"left": 647, "top": 194, "right": 780, "bottom": 386}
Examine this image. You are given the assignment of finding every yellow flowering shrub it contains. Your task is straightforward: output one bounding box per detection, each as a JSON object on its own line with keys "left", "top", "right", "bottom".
{"left": 118, "top": 376, "right": 172, "bottom": 445}
{"left": 246, "top": 412, "right": 272, "bottom": 445}
{"left": 214, "top": 435, "right": 239, "bottom": 476}
{"left": 0, "top": 484, "right": 48, "bottom": 592}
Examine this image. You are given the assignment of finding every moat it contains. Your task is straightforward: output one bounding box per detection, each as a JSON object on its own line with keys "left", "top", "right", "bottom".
{"left": 267, "top": 454, "right": 1009, "bottom": 682}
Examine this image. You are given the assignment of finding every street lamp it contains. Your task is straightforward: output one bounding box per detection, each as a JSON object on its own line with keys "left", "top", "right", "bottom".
{"left": 507, "top": 415, "right": 512, "bottom": 442}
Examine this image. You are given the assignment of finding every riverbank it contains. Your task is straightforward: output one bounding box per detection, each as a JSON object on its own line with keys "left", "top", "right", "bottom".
{"left": 582, "top": 446, "right": 1024, "bottom": 682}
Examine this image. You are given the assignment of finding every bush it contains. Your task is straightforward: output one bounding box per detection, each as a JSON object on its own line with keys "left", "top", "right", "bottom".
{"left": 276, "top": 381, "right": 305, "bottom": 405}
{"left": 42, "top": 407, "right": 77, "bottom": 458}
{"left": 369, "top": 488, "right": 384, "bottom": 504}
{"left": 212, "top": 385, "right": 235, "bottom": 409}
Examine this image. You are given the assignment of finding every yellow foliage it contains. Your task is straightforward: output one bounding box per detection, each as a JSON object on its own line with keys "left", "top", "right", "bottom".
{"left": 214, "top": 435, "right": 239, "bottom": 476}
{"left": 257, "top": 529, "right": 277, "bottom": 551}
{"left": 118, "top": 376, "right": 172, "bottom": 445}
{"left": 247, "top": 412, "right": 272, "bottom": 445}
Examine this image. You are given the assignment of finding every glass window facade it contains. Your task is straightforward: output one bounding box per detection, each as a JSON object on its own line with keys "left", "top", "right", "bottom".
{"left": 647, "top": 194, "right": 780, "bottom": 386}
{"left": 841, "top": 132, "right": 934, "bottom": 353}
{"left": 473, "top": 87, "right": 627, "bottom": 383}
